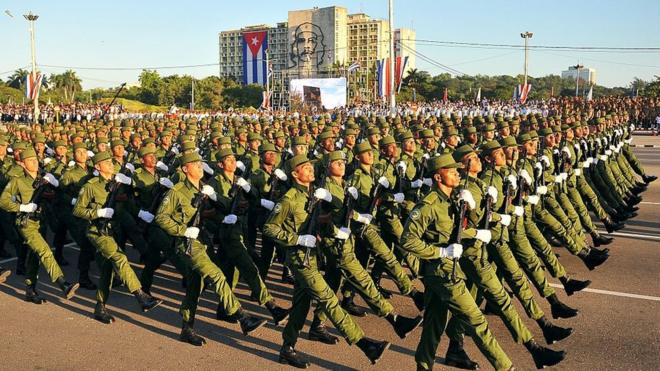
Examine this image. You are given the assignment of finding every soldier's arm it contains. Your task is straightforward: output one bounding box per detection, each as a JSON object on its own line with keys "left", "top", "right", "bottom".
{"left": 154, "top": 189, "right": 187, "bottom": 237}
{"left": 72, "top": 183, "right": 100, "bottom": 220}
{"left": 0, "top": 178, "right": 20, "bottom": 213}
{"left": 58, "top": 171, "right": 75, "bottom": 206}
{"left": 263, "top": 199, "right": 298, "bottom": 247}
{"left": 400, "top": 203, "right": 442, "bottom": 260}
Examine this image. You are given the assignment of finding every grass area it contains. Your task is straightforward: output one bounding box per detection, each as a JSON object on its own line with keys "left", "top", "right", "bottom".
{"left": 98, "top": 98, "right": 167, "bottom": 113}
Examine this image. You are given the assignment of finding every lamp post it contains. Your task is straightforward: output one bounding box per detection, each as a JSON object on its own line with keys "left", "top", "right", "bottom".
{"left": 520, "top": 32, "right": 533, "bottom": 89}
{"left": 572, "top": 63, "right": 584, "bottom": 97}
{"left": 24, "top": 11, "right": 39, "bottom": 124}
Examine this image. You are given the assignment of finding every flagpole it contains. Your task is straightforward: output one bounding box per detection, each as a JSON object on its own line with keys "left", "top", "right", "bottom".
{"left": 265, "top": 49, "right": 270, "bottom": 109}
{"left": 388, "top": 0, "right": 396, "bottom": 114}
{"left": 520, "top": 31, "right": 533, "bottom": 97}
{"left": 24, "top": 12, "right": 39, "bottom": 124}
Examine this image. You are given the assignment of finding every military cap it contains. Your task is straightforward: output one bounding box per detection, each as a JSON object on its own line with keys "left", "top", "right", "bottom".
{"left": 53, "top": 140, "right": 67, "bottom": 148}
{"left": 463, "top": 126, "right": 477, "bottom": 135}
{"left": 483, "top": 123, "right": 496, "bottom": 132}
{"left": 528, "top": 130, "right": 539, "bottom": 139}
{"left": 500, "top": 136, "right": 518, "bottom": 148}
{"left": 248, "top": 132, "right": 262, "bottom": 141}
{"left": 324, "top": 150, "right": 346, "bottom": 163}
{"left": 20, "top": 148, "right": 37, "bottom": 161}
{"left": 286, "top": 154, "right": 310, "bottom": 174}
{"left": 538, "top": 128, "right": 554, "bottom": 137}
{"left": 181, "top": 152, "right": 203, "bottom": 165}
{"left": 292, "top": 136, "right": 307, "bottom": 146}
{"left": 420, "top": 129, "right": 435, "bottom": 139}
{"left": 345, "top": 128, "right": 358, "bottom": 136}
{"left": 353, "top": 142, "right": 372, "bottom": 155}
{"left": 110, "top": 139, "right": 125, "bottom": 148}
{"left": 379, "top": 135, "right": 396, "bottom": 147}
{"left": 214, "top": 148, "right": 234, "bottom": 161}
{"left": 181, "top": 141, "right": 196, "bottom": 152}
{"left": 139, "top": 147, "right": 156, "bottom": 157}
{"left": 92, "top": 151, "right": 113, "bottom": 164}
{"left": 318, "top": 131, "right": 336, "bottom": 141}
{"left": 428, "top": 153, "right": 464, "bottom": 172}
{"left": 445, "top": 127, "right": 459, "bottom": 137}
{"left": 397, "top": 130, "right": 414, "bottom": 142}
{"left": 452, "top": 144, "right": 480, "bottom": 162}
{"left": 367, "top": 127, "right": 381, "bottom": 136}
{"left": 218, "top": 136, "right": 232, "bottom": 145}
{"left": 480, "top": 140, "right": 502, "bottom": 157}
{"left": 33, "top": 134, "right": 46, "bottom": 143}
{"left": 497, "top": 121, "right": 509, "bottom": 130}
{"left": 273, "top": 131, "right": 286, "bottom": 139}
{"left": 13, "top": 142, "right": 28, "bottom": 151}
{"left": 72, "top": 142, "right": 87, "bottom": 151}
{"left": 518, "top": 133, "right": 533, "bottom": 144}
{"left": 259, "top": 142, "right": 278, "bottom": 154}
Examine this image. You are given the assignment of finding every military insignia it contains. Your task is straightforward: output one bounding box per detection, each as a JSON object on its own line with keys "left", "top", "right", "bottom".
{"left": 273, "top": 203, "right": 282, "bottom": 214}
{"left": 411, "top": 209, "right": 421, "bottom": 220}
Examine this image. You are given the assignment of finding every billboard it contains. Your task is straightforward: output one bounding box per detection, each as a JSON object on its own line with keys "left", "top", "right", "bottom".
{"left": 289, "top": 78, "right": 347, "bottom": 109}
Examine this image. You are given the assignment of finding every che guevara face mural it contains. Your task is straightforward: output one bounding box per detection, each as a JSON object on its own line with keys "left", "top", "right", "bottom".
{"left": 289, "top": 22, "right": 326, "bottom": 69}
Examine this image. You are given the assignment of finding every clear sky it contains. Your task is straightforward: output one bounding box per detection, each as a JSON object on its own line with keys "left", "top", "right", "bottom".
{"left": 1, "top": 0, "right": 659, "bottom": 89}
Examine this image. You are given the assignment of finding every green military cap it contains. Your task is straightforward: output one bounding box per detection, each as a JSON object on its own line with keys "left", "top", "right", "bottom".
{"left": 274, "top": 131, "right": 286, "bottom": 139}
{"left": 20, "top": 148, "right": 37, "bottom": 161}
{"left": 110, "top": 139, "right": 125, "bottom": 148}
{"left": 500, "top": 136, "right": 518, "bottom": 148}
{"left": 324, "top": 150, "right": 346, "bottom": 163}
{"left": 143, "top": 137, "right": 156, "bottom": 146}
{"left": 139, "top": 147, "right": 156, "bottom": 157}
{"left": 292, "top": 136, "right": 307, "bottom": 146}
{"left": 518, "top": 133, "right": 533, "bottom": 144}
{"left": 353, "top": 141, "right": 372, "bottom": 155}
{"left": 397, "top": 130, "right": 413, "bottom": 141}
{"left": 420, "top": 129, "right": 435, "bottom": 139}
{"left": 452, "top": 144, "right": 480, "bottom": 162}
{"left": 53, "top": 140, "right": 67, "bottom": 148}
{"left": 286, "top": 154, "right": 310, "bottom": 174}
{"left": 247, "top": 132, "right": 262, "bottom": 141}
{"left": 13, "top": 142, "right": 28, "bottom": 151}
{"left": 379, "top": 135, "right": 396, "bottom": 147}
{"left": 345, "top": 128, "right": 358, "bottom": 136}
{"left": 480, "top": 140, "right": 502, "bottom": 157}
{"left": 33, "top": 133, "right": 46, "bottom": 143}
{"left": 560, "top": 124, "right": 571, "bottom": 131}
{"left": 483, "top": 123, "right": 496, "bottom": 132}
{"left": 318, "top": 131, "right": 336, "bottom": 140}
{"left": 445, "top": 127, "right": 459, "bottom": 137}
{"left": 528, "top": 130, "right": 539, "bottom": 139}
{"left": 92, "top": 151, "right": 113, "bottom": 164}
{"left": 181, "top": 152, "right": 203, "bottom": 165}
{"left": 218, "top": 136, "right": 232, "bottom": 145}
{"left": 215, "top": 148, "right": 234, "bottom": 161}
{"left": 497, "top": 121, "right": 509, "bottom": 130}
{"left": 259, "top": 142, "right": 278, "bottom": 154}
{"left": 130, "top": 133, "right": 141, "bottom": 141}
{"left": 538, "top": 127, "right": 554, "bottom": 137}
{"left": 367, "top": 127, "right": 381, "bottom": 136}
{"left": 235, "top": 127, "right": 247, "bottom": 134}
{"left": 181, "top": 141, "right": 196, "bottom": 152}
{"left": 428, "top": 153, "right": 464, "bottom": 172}
{"left": 463, "top": 126, "right": 477, "bottom": 135}
{"left": 72, "top": 142, "right": 87, "bottom": 151}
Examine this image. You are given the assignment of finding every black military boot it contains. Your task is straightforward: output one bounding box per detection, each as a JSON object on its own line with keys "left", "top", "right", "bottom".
{"left": 133, "top": 289, "right": 162, "bottom": 312}
{"left": 386, "top": 313, "right": 423, "bottom": 339}
{"left": 94, "top": 302, "right": 115, "bottom": 324}
{"left": 24, "top": 285, "right": 46, "bottom": 304}
{"left": 356, "top": 337, "right": 391, "bottom": 365}
{"left": 0, "top": 267, "right": 10, "bottom": 284}
{"left": 409, "top": 288, "right": 425, "bottom": 311}
{"left": 591, "top": 232, "right": 613, "bottom": 247}
{"left": 308, "top": 317, "right": 339, "bottom": 344}
{"left": 578, "top": 248, "right": 609, "bottom": 270}
{"left": 279, "top": 345, "right": 310, "bottom": 369}
{"left": 266, "top": 300, "right": 290, "bottom": 326}
{"left": 602, "top": 218, "right": 624, "bottom": 233}
{"left": 444, "top": 338, "right": 480, "bottom": 370}
{"left": 537, "top": 316, "right": 573, "bottom": 344}
{"left": 643, "top": 174, "right": 657, "bottom": 184}
{"left": 180, "top": 320, "right": 206, "bottom": 346}
{"left": 548, "top": 294, "right": 578, "bottom": 319}
{"left": 524, "top": 340, "right": 565, "bottom": 369}
{"left": 341, "top": 295, "right": 367, "bottom": 317}
{"left": 78, "top": 272, "right": 97, "bottom": 290}
{"left": 590, "top": 246, "right": 610, "bottom": 256}
{"left": 56, "top": 277, "right": 79, "bottom": 300}
{"left": 225, "top": 309, "right": 267, "bottom": 335}
{"left": 559, "top": 276, "right": 591, "bottom": 296}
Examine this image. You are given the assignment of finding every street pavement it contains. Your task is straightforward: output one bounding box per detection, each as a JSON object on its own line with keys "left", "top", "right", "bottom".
{"left": 1, "top": 138, "right": 659, "bottom": 370}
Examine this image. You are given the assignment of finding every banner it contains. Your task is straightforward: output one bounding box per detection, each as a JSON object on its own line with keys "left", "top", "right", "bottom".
{"left": 289, "top": 78, "right": 347, "bottom": 109}
{"left": 242, "top": 30, "right": 268, "bottom": 85}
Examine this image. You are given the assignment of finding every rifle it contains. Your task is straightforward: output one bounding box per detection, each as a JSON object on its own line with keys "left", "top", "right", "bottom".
{"left": 301, "top": 166, "right": 328, "bottom": 268}
{"left": 97, "top": 147, "right": 134, "bottom": 236}
{"left": 536, "top": 139, "right": 546, "bottom": 208}
{"left": 185, "top": 181, "right": 208, "bottom": 256}
{"left": 452, "top": 157, "right": 473, "bottom": 282}
{"left": 358, "top": 172, "right": 387, "bottom": 239}
{"left": 332, "top": 182, "right": 356, "bottom": 252}
{"left": 102, "top": 83, "right": 127, "bottom": 119}
{"left": 481, "top": 161, "right": 496, "bottom": 263}
{"left": 17, "top": 169, "right": 49, "bottom": 227}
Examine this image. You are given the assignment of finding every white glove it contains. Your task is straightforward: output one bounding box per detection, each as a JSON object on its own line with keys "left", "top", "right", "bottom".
{"left": 170, "top": 146, "right": 179, "bottom": 155}
{"left": 506, "top": 175, "right": 518, "bottom": 190}
{"left": 423, "top": 178, "right": 433, "bottom": 187}
{"left": 202, "top": 162, "right": 214, "bottom": 175}
{"left": 96, "top": 207, "right": 114, "bottom": 219}
{"left": 537, "top": 185, "right": 548, "bottom": 195}
{"left": 554, "top": 175, "right": 563, "bottom": 184}
{"left": 43, "top": 157, "right": 53, "bottom": 165}
{"left": 574, "top": 168, "right": 582, "bottom": 176}
{"left": 499, "top": 214, "right": 512, "bottom": 226}
{"left": 535, "top": 162, "right": 543, "bottom": 172}
{"left": 19, "top": 203, "right": 38, "bottom": 213}
{"left": 486, "top": 186, "right": 498, "bottom": 203}
{"left": 114, "top": 173, "right": 132, "bottom": 185}
{"left": 396, "top": 161, "right": 407, "bottom": 174}
{"left": 6, "top": 147, "right": 11, "bottom": 153}
{"left": 599, "top": 154, "right": 608, "bottom": 161}
{"left": 458, "top": 189, "right": 476, "bottom": 210}
{"left": 605, "top": 149, "right": 612, "bottom": 156}
{"left": 87, "top": 150, "right": 95, "bottom": 158}
{"left": 560, "top": 172, "right": 568, "bottom": 181}
{"left": 393, "top": 193, "right": 405, "bottom": 203}
{"left": 201, "top": 184, "right": 217, "bottom": 201}
{"left": 124, "top": 163, "right": 135, "bottom": 173}
{"left": 159, "top": 177, "right": 174, "bottom": 189}
{"left": 68, "top": 160, "right": 75, "bottom": 167}
{"left": 347, "top": 186, "right": 359, "bottom": 200}
{"left": 335, "top": 227, "right": 351, "bottom": 240}
{"left": 377, "top": 176, "right": 390, "bottom": 189}
{"left": 260, "top": 199, "right": 274, "bottom": 210}
{"left": 586, "top": 157, "right": 594, "bottom": 164}
{"left": 222, "top": 214, "right": 237, "bottom": 225}
{"left": 422, "top": 153, "right": 430, "bottom": 160}
{"left": 440, "top": 243, "right": 463, "bottom": 258}
{"left": 527, "top": 195, "right": 540, "bottom": 205}
{"left": 43, "top": 173, "right": 59, "bottom": 187}
{"left": 513, "top": 205, "right": 524, "bottom": 217}
{"left": 184, "top": 227, "right": 200, "bottom": 239}
{"left": 45, "top": 148, "right": 54, "bottom": 156}
{"left": 582, "top": 161, "right": 590, "bottom": 169}
{"left": 236, "top": 160, "right": 246, "bottom": 173}
{"left": 296, "top": 234, "right": 316, "bottom": 248}
{"left": 541, "top": 155, "right": 551, "bottom": 167}
{"left": 274, "top": 168, "right": 287, "bottom": 181}
{"left": 475, "top": 229, "right": 492, "bottom": 243}
{"left": 624, "top": 138, "right": 633, "bottom": 145}
{"left": 520, "top": 170, "right": 532, "bottom": 186}
{"left": 356, "top": 213, "right": 373, "bottom": 225}
{"left": 562, "top": 147, "right": 571, "bottom": 159}
{"left": 70, "top": 198, "right": 77, "bottom": 206}
{"left": 156, "top": 161, "right": 169, "bottom": 172}
{"left": 313, "top": 188, "right": 332, "bottom": 202}
{"left": 138, "top": 209, "right": 154, "bottom": 223}
{"left": 411, "top": 179, "right": 423, "bottom": 189}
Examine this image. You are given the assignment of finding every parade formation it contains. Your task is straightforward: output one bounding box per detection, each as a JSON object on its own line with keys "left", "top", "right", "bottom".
{"left": 0, "top": 96, "right": 656, "bottom": 370}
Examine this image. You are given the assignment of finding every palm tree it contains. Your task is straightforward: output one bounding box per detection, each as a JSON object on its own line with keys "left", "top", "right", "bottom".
{"left": 51, "top": 70, "right": 82, "bottom": 102}
{"left": 6, "top": 68, "right": 29, "bottom": 89}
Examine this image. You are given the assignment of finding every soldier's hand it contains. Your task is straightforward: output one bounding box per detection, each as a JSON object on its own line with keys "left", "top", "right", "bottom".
{"left": 97, "top": 208, "right": 114, "bottom": 219}
{"left": 560, "top": 172, "right": 568, "bottom": 181}
{"left": 222, "top": 214, "right": 237, "bottom": 225}
{"left": 442, "top": 243, "right": 463, "bottom": 258}
{"left": 43, "top": 173, "right": 59, "bottom": 187}
{"left": 236, "top": 160, "right": 246, "bottom": 173}
{"left": 159, "top": 177, "right": 174, "bottom": 189}
{"left": 486, "top": 186, "right": 498, "bottom": 203}
{"left": 423, "top": 178, "right": 433, "bottom": 187}
{"left": 335, "top": 227, "right": 351, "bottom": 240}
{"left": 527, "top": 195, "right": 540, "bottom": 205}
{"left": 313, "top": 188, "right": 332, "bottom": 202}
{"left": 138, "top": 209, "right": 154, "bottom": 223}
{"left": 296, "top": 234, "right": 316, "bottom": 247}
{"left": 378, "top": 176, "right": 390, "bottom": 189}
{"left": 124, "top": 163, "right": 136, "bottom": 173}
{"left": 396, "top": 161, "right": 407, "bottom": 174}
{"left": 411, "top": 179, "right": 423, "bottom": 189}
{"left": 87, "top": 150, "right": 95, "bottom": 158}
{"left": 156, "top": 161, "right": 169, "bottom": 172}
{"left": 260, "top": 199, "right": 275, "bottom": 210}
{"left": 347, "top": 186, "right": 359, "bottom": 200}
{"left": 356, "top": 213, "right": 373, "bottom": 225}
{"left": 19, "top": 203, "right": 38, "bottom": 213}
{"left": 274, "top": 168, "right": 287, "bottom": 181}
{"left": 513, "top": 205, "right": 524, "bottom": 217}
{"left": 458, "top": 189, "right": 476, "bottom": 210}
{"left": 68, "top": 160, "right": 75, "bottom": 167}
{"left": 541, "top": 155, "right": 551, "bottom": 167}
{"left": 236, "top": 177, "right": 251, "bottom": 192}
{"left": 393, "top": 192, "right": 405, "bottom": 203}
{"left": 554, "top": 174, "right": 563, "bottom": 184}
{"left": 520, "top": 170, "right": 533, "bottom": 186}
{"left": 574, "top": 168, "right": 582, "bottom": 176}
{"left": 201, "top": 185, "right": 217, "bottom": 201}
{"left": 475, "top": 229, "right": 492, "bottom": 243}
{"left": 506, "top": 175, "right": 518, "bottom": 190}
{"left": 499, "top": 214, "right": 512, "bottom": 226}
{"left": 43, "top": 157, "right": 53, "bottom": 165}
{"left": 202, "top": 162, "right": 214, "bottom": 175}
{"left": 184, "top": 227, "right": 200, "bottom": 239}
{"left": 114, "top": 173, "right": 132, "bottom": 185}
{"left": 562, "top": 147, "right": 571, "bottom": 159}
{"left": 537, "top": 185, "right": 548, "bottom": 195}
{"left": 71, "top": 198, "right": 77, "bottom": 206}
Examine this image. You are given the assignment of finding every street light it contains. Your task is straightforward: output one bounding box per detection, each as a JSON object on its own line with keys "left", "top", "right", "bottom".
{"left": 24, "top": 11, "right": 39, "bottom": 124}
{"left": 572, "top": 63, "right": 584, "bottom": 97}
{"left": 520, "top": 32, "right": 533, "bottom": 89}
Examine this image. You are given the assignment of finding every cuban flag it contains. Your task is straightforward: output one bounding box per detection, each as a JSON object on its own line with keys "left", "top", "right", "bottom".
{"left": 25, "top": 72, "right": 43, "bottom": 100}
{"left": 242, "top": 30, "right": 268, "bottom": 86}
{"left": 516, "top": 83, "right": 532, "bottom": 104}
{"left": 376, "top": 56, "right": 408, "bottom": 97}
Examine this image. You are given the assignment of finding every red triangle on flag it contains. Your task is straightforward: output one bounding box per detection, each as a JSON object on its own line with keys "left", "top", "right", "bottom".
{"left": 244, "top": 31, "right": 267, "bottom": 56}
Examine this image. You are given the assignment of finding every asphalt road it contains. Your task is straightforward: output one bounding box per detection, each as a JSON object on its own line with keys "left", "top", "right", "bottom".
{"left": 1, "top": 140, "right": 659, "bottom": 371}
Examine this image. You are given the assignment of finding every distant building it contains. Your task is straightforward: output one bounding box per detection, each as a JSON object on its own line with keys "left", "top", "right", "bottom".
{"left": 561, "top": 66, "right": 597, "bottom": 85}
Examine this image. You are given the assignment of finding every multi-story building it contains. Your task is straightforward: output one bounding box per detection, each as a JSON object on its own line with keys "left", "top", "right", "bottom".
{"left": 395, "top": 28, "right": 416, "bottom": 77}
{"left": 561, "top": 66, "right": 597, "bottom": 85}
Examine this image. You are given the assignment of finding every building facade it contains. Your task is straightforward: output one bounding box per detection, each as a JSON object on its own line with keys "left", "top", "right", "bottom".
{"left": 561, "top": 66, "right": 597, "bottom": 85}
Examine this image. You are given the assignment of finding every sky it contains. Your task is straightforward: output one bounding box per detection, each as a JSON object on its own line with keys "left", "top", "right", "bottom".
{"left": 1, "top": 0, "right": 659, "bottom": 90}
